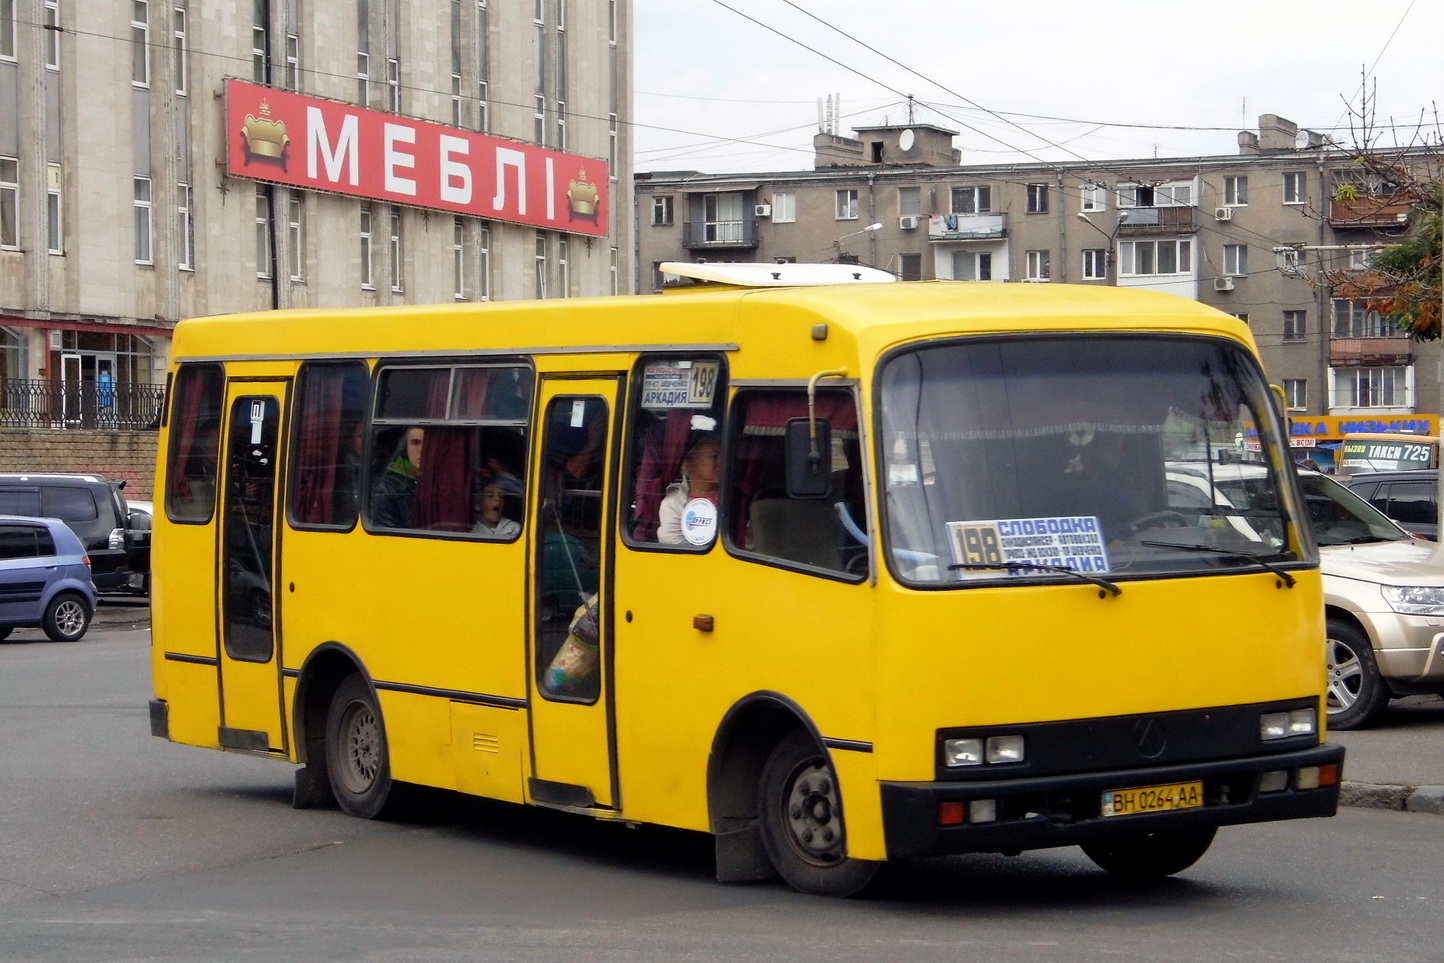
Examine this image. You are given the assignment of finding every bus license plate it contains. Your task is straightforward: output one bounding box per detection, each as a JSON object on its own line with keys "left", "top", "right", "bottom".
{"left": 1101, "top": 781, "right": 1203, "bottom": 817}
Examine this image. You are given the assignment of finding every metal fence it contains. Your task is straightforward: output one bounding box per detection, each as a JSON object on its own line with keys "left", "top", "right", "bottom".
{"left": 0, "top": 379, "right": 164, "bottom": 430}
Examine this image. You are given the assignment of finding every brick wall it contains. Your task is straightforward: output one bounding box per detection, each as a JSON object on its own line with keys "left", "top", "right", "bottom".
{"left": 0, "top": 429, "right": 160, "bottom": 500}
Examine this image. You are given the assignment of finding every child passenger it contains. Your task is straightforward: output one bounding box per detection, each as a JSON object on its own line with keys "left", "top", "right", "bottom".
{"left": 472, "top": 472, "right": 521, "bottom": 537}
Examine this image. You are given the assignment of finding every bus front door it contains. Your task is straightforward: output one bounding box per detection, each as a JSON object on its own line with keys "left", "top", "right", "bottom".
{"left": 216, "top": 383, "right": 288, "bottom": 754}
{"left": 528, "top": 381, "right": 619, "bottom": 809}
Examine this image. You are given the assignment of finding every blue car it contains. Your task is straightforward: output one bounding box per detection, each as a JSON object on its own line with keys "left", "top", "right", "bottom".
{"left": 0, "top": 515, "right": 97, "bottom": 642}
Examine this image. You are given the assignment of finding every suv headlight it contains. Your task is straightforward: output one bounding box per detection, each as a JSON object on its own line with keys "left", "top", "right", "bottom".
{"left": 1381, "top": 584, "right": 1444, "bottom": 616}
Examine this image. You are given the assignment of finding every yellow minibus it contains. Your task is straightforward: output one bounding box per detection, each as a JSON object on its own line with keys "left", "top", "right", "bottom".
{"left": 1337, "top": 432, "right": 1439, "bottom": 475}
{"left": 149, "top": 263, "right": 1343, "bottom": 896}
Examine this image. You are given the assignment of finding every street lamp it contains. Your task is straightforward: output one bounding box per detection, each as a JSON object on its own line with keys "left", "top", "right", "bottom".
{"left": 1076, "top": 211, "right": 1128, "bottom": 278}
{"left": 834, "top": 222, "right": 883, "bottom": 263}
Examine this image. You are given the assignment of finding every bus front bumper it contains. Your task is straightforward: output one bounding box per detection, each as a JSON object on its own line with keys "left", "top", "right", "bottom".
{"left": 880, "top": 743, "right": 1345, "bottom": 859}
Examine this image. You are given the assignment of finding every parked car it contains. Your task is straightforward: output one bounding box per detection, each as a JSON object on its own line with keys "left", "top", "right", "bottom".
{"left": 1343, "top": 469, "right": 1438, "bottom": 540}
{"left": 0, "top": 515, "right": 97, "bottom": 642}
{"left": 124, "top": 499, "right": 152, "bottom": 594}
{"left": 0, "top": 474, "right": 133, "bottom": 592}
{"left": 1167, "top": 463, "right": 1444, "bottom": 729}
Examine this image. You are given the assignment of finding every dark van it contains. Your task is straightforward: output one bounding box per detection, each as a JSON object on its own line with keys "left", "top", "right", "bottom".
{"left": 1343, "top": 469, "right": 1439, "bottom": 540}
{"left": 0, "top": 473, "right": 134, "bottom": 591}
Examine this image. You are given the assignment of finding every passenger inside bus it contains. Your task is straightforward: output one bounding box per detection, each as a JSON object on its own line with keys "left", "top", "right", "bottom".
{"left": 657, "top": 434, "right": 720, "bottom": 544}
{"left": 471, "top": 471, "right": 521, "bottom": 537}
{"left": 371, "top": 426, "right": 423, "bottom": 529}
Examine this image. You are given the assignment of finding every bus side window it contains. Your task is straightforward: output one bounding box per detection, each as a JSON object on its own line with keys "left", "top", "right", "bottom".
{"left": 289, "top": 361, "right": 369, "bottom": 530}
{"left": 165, "top": 363, "right": 224, "bottom": 523}
{"left": 729, "top": 388, "right": 867, "bottom": 578}
{"left": 624, "top": 355, "right": 727, "bottom": 549}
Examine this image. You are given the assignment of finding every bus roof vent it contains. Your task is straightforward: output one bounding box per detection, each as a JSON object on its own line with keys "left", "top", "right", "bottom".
{"left": 659, "top": 261, "right": 898, "bottom": 288}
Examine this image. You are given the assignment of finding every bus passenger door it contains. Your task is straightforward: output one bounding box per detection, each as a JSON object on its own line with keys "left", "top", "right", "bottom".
{"left": 528, "top": 380, "right": 620, "bottom": 809}
{"left": 217, "top": 382, "right": 288, "bottom": 753}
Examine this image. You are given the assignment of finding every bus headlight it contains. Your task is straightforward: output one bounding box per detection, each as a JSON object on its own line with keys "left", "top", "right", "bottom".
{"left": 1261, "top": 708, "right": 1316, "bottom": 740}
{"left": 943, "top": 735, "right": 1026, "bottom": 767}
{"left": 943, "top": 738, "right": 983, "bottom": 767}
{"left": 1381, "top": 584, "right": 1444, "bottom": 616}
{"left": 986, "top": 735, "right": 1025, "bottom": 764}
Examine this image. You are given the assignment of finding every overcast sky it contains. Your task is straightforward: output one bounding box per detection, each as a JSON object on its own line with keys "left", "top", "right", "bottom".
{"left": 632, "top": 0, "right": 1443, "bottom": 174}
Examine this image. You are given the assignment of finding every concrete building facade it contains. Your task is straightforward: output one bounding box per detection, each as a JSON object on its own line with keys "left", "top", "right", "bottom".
{"left": 1, "top": 0, "right": 632, "bottom": 425}
{"left": 635, "top": 115, "right": 1441, "bottom": 450}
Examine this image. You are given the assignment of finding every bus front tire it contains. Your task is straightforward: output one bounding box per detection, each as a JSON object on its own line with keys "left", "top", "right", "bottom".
{"left": 1081, "top": 827, "right": 1216, "bottom": 878}
{"left": 324, "top": 675, "right": 395, "bottom": 819}
{"left": 757, "top": 730, "right": 879, "bottom": 898}
{"left": 1326, "top": 618, "right": 1389, "bottom": 730}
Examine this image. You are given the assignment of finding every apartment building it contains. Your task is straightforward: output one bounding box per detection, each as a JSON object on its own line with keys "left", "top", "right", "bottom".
{"left": 635, "top": 114, "right": 1440, "bottom": 450}
{"left": 0, "top": 0, "right": 631, "bottom": 425}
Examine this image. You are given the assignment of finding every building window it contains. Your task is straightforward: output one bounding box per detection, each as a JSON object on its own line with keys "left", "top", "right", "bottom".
{"left": 287, "top": 194, "right": 304, "bottom": 280}
{"left": 46, "top": 164, "right": 61, "bottom": 254}
{"left": 952, "top": 250, "right": 991, "bottom": 281}
{"left": 356, "top": 0, "right": 369, "bottom": 106}
{"left": 1278, "top": 246, "right": 1306, "bottom": 275}
{"left": 772, "top": 191, "right": 796, "bottom": 223}
{"left": 835, "top": 189, "right": 858, "bottom": 220}
{"left": 651, "top": 195, "right": 673, "bottom": 226}
{"left": 452, "top": 217, "right": 466, "bottom": 299}
{"left": 898, "top": 186, "right": 921, "bottom": 217}
{"left": 387, "top": 57, "right": 400, "bottom": 111}
{"left": 1332, "top": 299, "right": 1392, "bottom": 338}
{"left": 43, "top": 0, "right": 59, "bottom": 70}
{"left": 558, "top": 237, "right": 569, "bottom": 297}
{"left": 133, "top": 177, "right": 153, "bottom": 264}
{"left": 475, "top": 223, "right": 491, "bottom": 300}
{"left": 251, "top": 0, "right": 267, "bottom": 82}
{"left": 1080, "top": 183, "right": 1106, "bottom": 212}
{"left": 178, "top": 182, "right": 194, "bottom": 270}
{"left": 388, "top": 206, "right": 402, "bottom": 291}
{"left": 1082, "top": 248, "right": 1106, "bottom": 280}
{"left": 1283, "top": 310, "right": 1306, "bottom": 342}
{"left": 284, "top": 31, "right": 300, "bottom": 90}
{"left": 450, "top": 0, "right": 463, "bottom": 126}
{"left": 173, "top": 5, "right": 188, "bottom": 95}
{"left": 359, "top": 204, "right": 373, "bottom": 288}
{"left": 0, "top": 0, "right": 14, "bottom": 61}
{"left": 1348, "top": 247, "right": 1375, "bottom": 271}
{"left": 534, "top": 231, "right": 548, "bottom": 299}
{"left": 1224, "top": 175, "right": 1248, "bottom": 206}
{"left": 1335, "top": 365, "right": 1409, "bottom": 408}
{"left": 132, "top": 0, "right": 150, "bottom": 86}
{"left": 951, "top": 185, "right": 990, "bottom": 214}
{"left": 1026, "top": 184, "right": 1049, "bottom": 214}
{"left": 610, "top": 246, "right": 619, "bottom": 295}
{"left": 898, "top": 253, "right": 921, "bottom": 281}
{"left": 1120, "top": 239, "right": 1192, "bottom": 276}
{"left": 1025, "top": 250, "right": 1050, "bottom": 281}
{"left": 1223, "top": 244, "right": 1248, "bottom": 277}
{"left": 254, "top": 187, "right": 272, "bottom": 278}
{"left": 1283, "top": 379, "right": 1306, "bottom": 409}
{"left": 1283, "top": 171, "right": 1305, "bottom": 205}
{"left": 0, "top": 156, "right": 17, "bottom": 248}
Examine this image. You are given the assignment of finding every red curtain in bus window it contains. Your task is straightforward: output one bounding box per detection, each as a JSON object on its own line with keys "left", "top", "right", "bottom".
{"left": 630, "top": 409, "right": 694, "bottom": 541}
{"left": 291, "top": 368, "right": 346, "bottom": 525}
{"left": 171, "top": 369, "right": 205, "bottom": 501}
{"left": 415, "top": 427, "right": 475, "bottom": 531}
{"left": 731, "top": 392, "right": 857, "bottom": 544}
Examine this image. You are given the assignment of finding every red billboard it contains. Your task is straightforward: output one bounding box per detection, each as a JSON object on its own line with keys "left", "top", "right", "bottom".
{"left": 225, "top": 79, "right": 608, "bottom": 237}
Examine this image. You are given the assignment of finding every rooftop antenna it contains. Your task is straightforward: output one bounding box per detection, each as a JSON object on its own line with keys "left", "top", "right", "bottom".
{"left": 906, "top": 94, "right": 916, "bottom": 125}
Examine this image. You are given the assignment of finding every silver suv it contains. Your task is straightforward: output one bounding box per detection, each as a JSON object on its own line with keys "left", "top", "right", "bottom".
{"left": 1167, "top": 464, "right": 1444, "bottom": 730}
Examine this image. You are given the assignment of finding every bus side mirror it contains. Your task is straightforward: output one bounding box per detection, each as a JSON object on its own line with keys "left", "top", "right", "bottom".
{"left": 784, "top": 417, "right": 832, "bottom": 498}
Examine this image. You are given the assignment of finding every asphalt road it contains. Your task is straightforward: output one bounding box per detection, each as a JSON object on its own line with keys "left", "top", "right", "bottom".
{"left": 3, "top": 605, "right": 1444, "bottom": 961}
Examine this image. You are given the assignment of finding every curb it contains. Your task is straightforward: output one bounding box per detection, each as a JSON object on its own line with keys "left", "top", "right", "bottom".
{"left": 1340, "top": 781, "right": 1444, "bottom": 815}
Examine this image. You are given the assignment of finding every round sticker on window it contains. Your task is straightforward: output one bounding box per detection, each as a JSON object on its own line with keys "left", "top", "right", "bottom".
{"left": 682, "top": 497, "right": 719, "bottom": 546}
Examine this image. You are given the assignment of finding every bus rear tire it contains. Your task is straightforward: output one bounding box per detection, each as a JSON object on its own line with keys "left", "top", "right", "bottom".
{"left": 1081, "top": 827, "right": 1216, "bottom": 878}
{"left": 324, "top": 675, "right": 395, "bottom": 819}
{"left": 757, "top": 730, "right": 879, "bottom": 897}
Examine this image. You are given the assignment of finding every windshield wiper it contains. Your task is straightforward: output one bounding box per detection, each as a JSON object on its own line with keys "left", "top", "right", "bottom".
{"left": 948, "top": 561, "right": 1122, "bottom": 597}
{"left": 1139, "top": 541, "right": 1297, "bottom": 588}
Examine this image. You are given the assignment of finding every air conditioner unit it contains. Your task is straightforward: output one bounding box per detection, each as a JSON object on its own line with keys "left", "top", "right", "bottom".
{"left": 1214, "top": 206, "right": 1233, "bottom": 221}
{"left": 898, "top": 215, "right": 920, "bottom": 230}
{"left": 754, "top": 204, "right": 772, "bottom": 218}
{"left": 1214, "top": 276, "right": 1236, "bottom": 292}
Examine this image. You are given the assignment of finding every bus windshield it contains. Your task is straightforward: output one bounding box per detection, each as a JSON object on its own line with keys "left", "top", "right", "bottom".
{"left": 878, "top": 335, "right": 1307, "bottom": 585}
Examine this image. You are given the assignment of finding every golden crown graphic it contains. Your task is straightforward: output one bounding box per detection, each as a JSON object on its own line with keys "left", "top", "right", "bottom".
{"left": 567, "top": 168, "right": 600, "bottom": 220}
{"left": 240, "top": 102, "right": 290, "bottom": 165}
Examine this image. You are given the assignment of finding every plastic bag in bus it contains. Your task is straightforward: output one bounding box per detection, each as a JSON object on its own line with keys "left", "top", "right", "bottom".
{"left": 544, "top": 594, "right": 600, "bottom": 695}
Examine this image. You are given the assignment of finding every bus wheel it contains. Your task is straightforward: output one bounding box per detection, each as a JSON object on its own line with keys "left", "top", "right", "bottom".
{"left": 1081, "top": 827, "right": 1216, "bottom": 878}
{"left": 1325, "top": 618, "right": 1389, "bottom": 730}
{"left": 324, "top": 675, "right": 394, "bottom": 819}
{"left": 757, "top": 730, "right": 878, "bottom": 897}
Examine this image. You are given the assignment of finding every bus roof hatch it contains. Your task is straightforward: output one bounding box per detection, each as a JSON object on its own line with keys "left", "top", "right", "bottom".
{"left": 659, "top": 262, "right": 898, "bottom": 288}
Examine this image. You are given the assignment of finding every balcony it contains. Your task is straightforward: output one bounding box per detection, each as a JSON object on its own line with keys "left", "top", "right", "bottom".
{"left": 682, "top": 219, "right": 760, "bottom": 251}
{"left": 1116, "top": 206, "right": 1197, "bottom": 235}
{"left": 1329, "top": 337, "right": 1414, "bottom": 366}
{"left": 927, "top": 212, "right": 1007, "bottom": 241}
{"left": 1328, "top": 197, "right": 1412, "bottom": 229}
